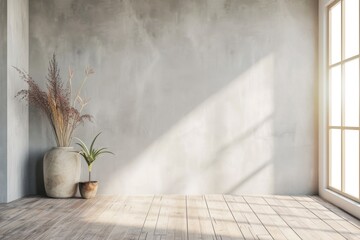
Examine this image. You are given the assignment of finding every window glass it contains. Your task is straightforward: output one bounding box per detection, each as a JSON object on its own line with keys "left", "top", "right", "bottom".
{"left": 344, "top": 59, "right": 359, "bottom": 127}
{"left": 330, "top": 66, "right": 342, "bottom": 126}
{"left": 330, "top": 3, "right": 342, "bottom": 64}
{"left": 345, "top": 0, "right": 359, "bottom": 58}
{"left": 330, "top": 129, "right": 342, "bottom": 190}
{"left": 344, "top": 130, "right": 360, "bottom": 197}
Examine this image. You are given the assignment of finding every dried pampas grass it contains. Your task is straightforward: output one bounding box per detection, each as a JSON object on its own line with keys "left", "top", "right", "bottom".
{"left": 15, "top": 54, "right": 93, "bottom": 147}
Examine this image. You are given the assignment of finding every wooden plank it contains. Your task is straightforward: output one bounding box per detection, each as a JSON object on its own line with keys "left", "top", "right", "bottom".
{"left": 107, "top": 195, "right": 154, "bottom": 240}
{"left": 265, "top": 196, "right": 346, "bottom": 240}
{"left": 205, "top": 195, "right": 244, "bottom": 240}
{"left": 0, "top": 195, "right": 358, "bottom": 240}
{"left": 0, "top": 207, "right": 28, "bottom": 227}
{"left": 0, "top": 197, "right": 76, "bottom": 239}
{"left": 1, "top": 196, "right": 41, "bottom": 209}
{"left": 33, "top": 198, "right": 91, "bottom": 240}
{"left": 265, "top": 196, "right": 304, "bottom": 208}
{"left": 0, "top": 208, "right": 46, "bottom": 238}
{"left": 0, "top": 196, "right": 48, "bottom": 229}
{"left": 96, "top": 195, "right": 132, "bottom": 240}
{"left": 87, "top": 195, "right": 128, "bottom": 240}
{"left": 291, "top": 196, "right": 314, "bottom": 202}
{"left": 311, "top": 196, "right": 360, "bottom": 229}
{"left": 36, "top": 197, "right": 106, "bottom": 239}
{"left": 187, "top": 195, "right": 216, "bottom": 240}
{"left": 294, "top": 197, "right": 360, "bottom": 240}
{"left": 60, "top": 196, "right": 115, "bottom": 240}
{"left": 164, "top": 195, "right": 187, "bottom": 240}
{"left": 244, "top": 196, "right": 301, "bottom": 240}
{"left": 138, "top": 195, "right": 163, "bottom": 240}
{"left": 147, "top": 195, "right": 187, "bottom": 240}
{"left": 29, "top": 198, "right": 88, "bottom": 240}
{"left": 76, "top": 196, "right": 131, "bottom": 240}
{"left": 224, "top": 196, "right": 259, "bottom": 239}
{"left": 224, "top": 195, "right": 272, "bottom": 240}
{"left": 265, "top": 196, "right": 330, "bottom": 240}
{"left": 87, "top": 195, "right": 132, "bottom": 240}
{"left": 153, "top": 195, "right": 169, "bottom": 240}
{"left": 152, "top": 195, "right": 171, "bottom": 239}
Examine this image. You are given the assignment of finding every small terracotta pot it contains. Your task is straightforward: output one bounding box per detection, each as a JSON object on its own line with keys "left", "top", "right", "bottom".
{"left": 79, "top": 181, "right": 98, "bottom": 199}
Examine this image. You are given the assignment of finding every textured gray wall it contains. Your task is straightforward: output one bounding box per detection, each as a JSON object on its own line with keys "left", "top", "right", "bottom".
{"left": 0, "top": 0, "right": 7, "bottom": 203}
{"left": 29, "top": 0, "right": 318, "bottom": 195}
{"left": 0, "top": 0, "right": 29, "bottom": 203}
{"left": 7, "top": 0, "right": 29, "bottom": 202}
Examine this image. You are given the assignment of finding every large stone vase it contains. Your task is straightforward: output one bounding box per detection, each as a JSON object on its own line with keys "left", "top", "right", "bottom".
{"left": 43, "top": 147, "right": 81, "bottom": 198}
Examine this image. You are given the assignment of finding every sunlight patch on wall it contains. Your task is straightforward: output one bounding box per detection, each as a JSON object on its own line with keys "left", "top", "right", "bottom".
{"left": 103, "top": 54, "right": 275, "bottom": 194}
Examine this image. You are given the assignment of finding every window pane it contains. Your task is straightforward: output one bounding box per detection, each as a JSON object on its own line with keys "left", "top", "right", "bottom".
{"left": 330, "top": 2, "right": 342, "bottom": 64}
{"left": 330, "top": 66, "right": 342, "bottom": 126}
{"left": 330, "top": 129, "right": 342, "bottom": 190}
{"left": 345, "top": 0, "right": 359, "bottom": 59}
{"left": 344, "top": 59, "right": 359, "bottom": 126}
{"left": 344, "top": 130, "right": 359, "bottom": 197}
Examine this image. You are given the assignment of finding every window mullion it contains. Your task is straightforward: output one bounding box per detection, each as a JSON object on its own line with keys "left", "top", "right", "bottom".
{"left": 330, "top": 54, "right": 360, "bottom": 68}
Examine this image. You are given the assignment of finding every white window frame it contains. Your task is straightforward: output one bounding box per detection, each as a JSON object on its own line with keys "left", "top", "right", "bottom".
{"left": 319, "top": 0, "right": 360, "bottom": 218}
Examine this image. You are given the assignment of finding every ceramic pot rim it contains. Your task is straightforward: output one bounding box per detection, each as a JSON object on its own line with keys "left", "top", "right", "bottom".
{"left": 52, "top": 147, "right": 74, "bottom": 149}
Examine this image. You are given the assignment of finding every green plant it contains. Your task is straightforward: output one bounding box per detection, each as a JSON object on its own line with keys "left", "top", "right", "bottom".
{"left": 76, "top": 132, "right": 113, "bottom": 182}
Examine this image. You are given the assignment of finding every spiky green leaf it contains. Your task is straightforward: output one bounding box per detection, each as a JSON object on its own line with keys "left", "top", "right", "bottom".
{"left": 90, "top": 132, "right": 102, "bottom": 152}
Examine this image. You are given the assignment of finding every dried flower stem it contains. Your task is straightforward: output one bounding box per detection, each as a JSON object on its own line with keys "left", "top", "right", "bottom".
{"left": 15, "top": 54, "right": 93, "bottom": 147}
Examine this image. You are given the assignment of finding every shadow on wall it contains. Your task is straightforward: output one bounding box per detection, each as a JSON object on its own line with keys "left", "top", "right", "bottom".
{"left": 28, "top": 0, "right": 318, "bottom": 196}
{"left": 27, "top": 106, "right": 52, "bottom": 196}
{"left": 27, "top": 150, "right": 45, "bottom": 196}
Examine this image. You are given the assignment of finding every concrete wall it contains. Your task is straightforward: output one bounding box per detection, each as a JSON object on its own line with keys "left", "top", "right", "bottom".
{"left": 0, "top": 0, "right": 29, "bottom": 203}
{"left": 0, "top": 0, "right": 8, "bottom": 203}
{"left": 29, "top": 0, "right": 318, "bottom": 195}
{"left": 7, "top": 0, "right": 29, "bottom": 201}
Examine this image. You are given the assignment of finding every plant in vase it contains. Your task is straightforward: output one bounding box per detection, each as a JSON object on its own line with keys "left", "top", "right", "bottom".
{"left": 76, "top": 132, "right": 113, "bottom": 199}
{"left": 15, "top": 54, "right": 93, "bottom": 198}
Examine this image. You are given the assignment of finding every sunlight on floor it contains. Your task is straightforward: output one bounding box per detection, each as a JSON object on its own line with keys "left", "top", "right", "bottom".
{"left": 69, "top": 195, "right": 360, "bottom": 240}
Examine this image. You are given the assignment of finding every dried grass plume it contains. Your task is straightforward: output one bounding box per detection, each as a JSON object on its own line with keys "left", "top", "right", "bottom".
{"left": 15, "top": 54, "right": 93, "bottom": 147}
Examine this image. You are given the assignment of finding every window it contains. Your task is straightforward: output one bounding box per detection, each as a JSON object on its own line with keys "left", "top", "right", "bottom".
{"left": 328, "top": 0, "right": 360, "bottom": 202}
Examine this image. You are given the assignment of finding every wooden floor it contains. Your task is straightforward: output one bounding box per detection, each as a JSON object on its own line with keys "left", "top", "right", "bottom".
{"left": 0, "top": 195, "right": 359, "bottom": 240}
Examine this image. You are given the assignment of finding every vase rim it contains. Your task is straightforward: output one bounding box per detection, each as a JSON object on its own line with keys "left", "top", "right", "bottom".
{"left": 79, "top": 181, "right": 98, "bottom": 184}
{"left": 53, "top": 147, "right": 74, "bottom": 149}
